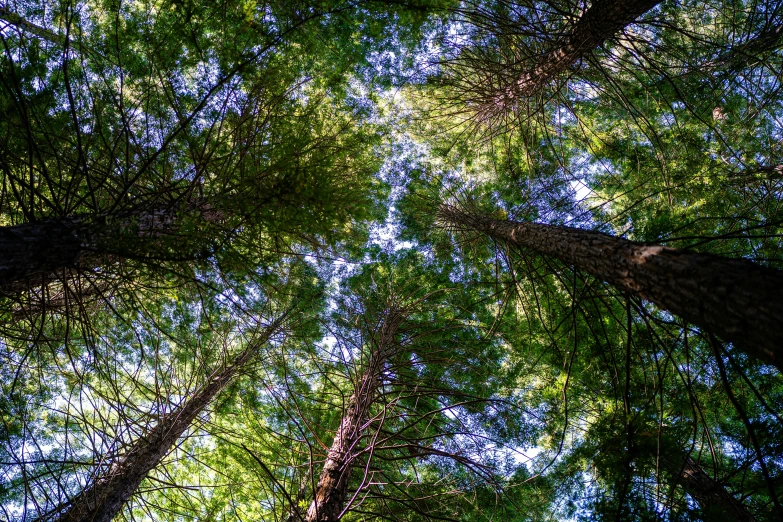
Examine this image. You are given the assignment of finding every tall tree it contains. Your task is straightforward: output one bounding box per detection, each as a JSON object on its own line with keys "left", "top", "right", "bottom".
{"left": 436, "top": 204, "right": 783, "bottom": 369}
{"left": 440, "top": 0, "right": 663, "bottom": 125}
{"left": 192, "top": 252, "right": 540, "bottom": 522}
{"left": 496, "top": 0, "right": 662, "bottom": 97}
{"left": 305, "top": 302, "right": 409, "bottom": 522}
{"left": 37, "top": 314, "right": 288, "bottom": 522}
{"left": 663, "top": 453, "right": 757, "bottom": 521}
{"left": 4, "top": 0, "right": 783, "bottom": 520}
{"left": 0, "top": 0, "right": 408, "bottom": 307}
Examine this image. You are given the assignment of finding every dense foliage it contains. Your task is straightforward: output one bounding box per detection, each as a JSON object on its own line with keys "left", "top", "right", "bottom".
{"left": 1, "top": 0, "right": 782, "bottom": 520}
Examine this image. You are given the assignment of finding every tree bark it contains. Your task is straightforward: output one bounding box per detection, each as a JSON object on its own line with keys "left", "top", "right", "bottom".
{"left": 661, "top": 454, "right": 756, "bottom": 521}
{"left": 40, "top": 318, "right": 284, "bottom": 522}
{"left": 508, "top": 0, "right": 662, "bottom": 99}
{"left": 0, "top": 202, "right": 223, "bottom": 295}
{"left": 0, "top": 218, "right": 93, "bottom": 295}
{"left": 304, "top": 306, "right": 406, "bottom": 522}
{"left": 437, "top": 205, "right": 783, "bottom": 370}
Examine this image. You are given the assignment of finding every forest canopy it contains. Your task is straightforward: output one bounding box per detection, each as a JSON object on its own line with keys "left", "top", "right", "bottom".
{"left": 1, "top": 0, "right": 782, "bottom": 520}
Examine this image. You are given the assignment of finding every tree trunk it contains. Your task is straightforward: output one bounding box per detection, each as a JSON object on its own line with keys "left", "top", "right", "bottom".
{"left": 304, "top": 306, "right": 406, "bottom": 522}
{"left": 437, "top": 205, "right": 783, "bottom": 370}
{"left": 0, "top": 202, "right": 223, "bottom": 295}
{"left": 42, "top": 318, "right": 284, "bottom": 522}
{"left": 0, "top": 7, "right": 72, "bottom": 49}
{"left": 509, "top": 0, "right": 662, "bottom": 98}
{"left": 0, "top": 218, "right": 95, "bottom": 295}
{"left": 718, "top": 25, "right": 783, "bottom": 72}
{"left": 662, "top": 454, "right": 756, "bottom": 521}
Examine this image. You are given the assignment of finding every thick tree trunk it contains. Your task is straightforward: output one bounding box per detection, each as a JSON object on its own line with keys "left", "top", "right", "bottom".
{"left": 662, "top": 454, "right": 756, "bottom": 521}
{"left": 509, "top": 0, "right": 662, "bottom": 98}
{"left": 0, "top": 218, "right": 95, "bottom": 294}
{"left": 42, "top": 319, "right": 283, "bottom": 522}
{"left": 718, "top": 25, "right": 783, "bottom": 72}
{"left": 304, "top": 307, "right": 406, "bottom": 522}
{"left": 437, "top": 205, "right": 783, "bottom": 370}
{"left": 0, "top": 202, "right": 223, "bottom": 295}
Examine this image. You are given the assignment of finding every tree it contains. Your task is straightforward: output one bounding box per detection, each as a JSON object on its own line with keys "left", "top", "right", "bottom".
{"left": 4, "top": 0, "right": 783, "bottom": 520}
{"left": 183, "top": 251, "right": 542, "bottom": 522}
{"left": 44, "top": 316, "right": 287, "bottom": 522}
{"left": 439, "top": 0, "right": 662, "bottom": 126}
{"left": 304, "top": 301, "right": 409, "bottom": 522}
{"left": 436, "top": 203, "right": 783, "bottom": 369}
{"left": 0, "top": 0, "right": 395, "bottom": 307}
{"left": 0, "top": 249, "right": 324, "bottom": 520}
{"left": 663, "top": 453, "right": 757, "bottom": 521}
{"left": 298, "top": 252, "right": 534, "bottom": 521}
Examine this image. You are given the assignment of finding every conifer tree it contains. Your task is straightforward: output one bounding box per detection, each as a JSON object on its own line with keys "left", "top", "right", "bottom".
{"left": 47, "top": 317, "right": 287, "bottom": 522}
{"left": 437, "top": 203, "right": 783, "bottom": 368}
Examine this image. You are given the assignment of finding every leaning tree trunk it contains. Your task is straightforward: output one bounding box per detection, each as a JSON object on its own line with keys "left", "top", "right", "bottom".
{"left": 633, "top": 430, "right": 756, "bottom": 520}
{"left": 437, "top": 205, "right": 783, "bottom": 370}
{"left": 304, "top": 306, "right": 407, "bottom": 522}
{"left": 661, "top": 454, "right": 756, "bottom": 521}
{"left": 0, "top": 218, "right": 95, "bottom": 294}
{"left": 719, "top": 25, "right": 783, "bottom": 72}
{"left": 42, "top": 318, "right": 284, "bottom": 522}
{"left": 0, "top": 201, "right": 223, "bottom": 295}
{"left": 459, "top": 0, "right": 662, "bottom": 122}
{"left": 508, "top": 0, "right": 661, "bottom": 98}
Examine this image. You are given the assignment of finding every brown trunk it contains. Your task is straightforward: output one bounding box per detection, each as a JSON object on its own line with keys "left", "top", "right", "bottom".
{"left": 0, "top": 218, "right": 93, "bottom": 295}
{"left": 438, "top": 205, "right": 783, "bottom": 370}
{"left": 663, "top": 455, "right": 756, "bottom": 521}
{"left": 304, "top": 307, "right": 406, "bottom": 522}
{"left": 509, "top": 0, "right": 661, "bottom": 98}
{"left": 42, "top": 319, "right": 283, "bottom": 522}
{"left": 0, "top": 202, "right": 223, "bottom": 295}
{"left": 718, "top": 25, "right": 783, "bottom": 72}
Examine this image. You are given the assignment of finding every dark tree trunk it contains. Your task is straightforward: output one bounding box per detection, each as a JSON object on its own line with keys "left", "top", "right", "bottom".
{"left": 42, "top": 319, "right": 283, "bottom": 522}
{"left": 0, "top": 218, "right": 95, "bottom": 294}
{"left": 0, "top": 202, "right": 223, "bottom": 295}
{"left": 662, "top": 455, "right": 756, "bottom": 521}
{"left": 720, "top": 25, "right": 783, "bottom": 72}
{"left": 510, "top": 0, "right": 661, "bottom": 98}
{"left": 438, "top": 205, "right": 783, "bottom": 370}
{"left": 304, "top": 307, "right": 406, "bottom": 522}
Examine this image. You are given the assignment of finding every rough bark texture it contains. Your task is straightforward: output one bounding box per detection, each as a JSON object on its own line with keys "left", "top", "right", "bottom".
{"left": 0, "top": 202, "right": 223, "bottom": 295}
{"left": 43, "top": 320, "right": 282, "bottom": 522}
{"left": 510, "top": 0, "right": 662, "bottom": 98}
{"left": 661, "top": 454, "right": 756, "bottom": 521}
{"left": 0, "top": 218, "right": 93, "bottom": 294}
{"left": 304, "top": 307, "right": 406, "bottom": 522}
{"left": 438, "top": 205, "right": 783, "bottom": 370}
